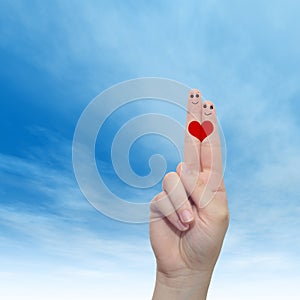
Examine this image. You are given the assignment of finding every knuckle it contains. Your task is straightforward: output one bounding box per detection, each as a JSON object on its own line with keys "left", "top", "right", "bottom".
{"left": 150, "top": 193, "right": 162, "bottom": 210}
{"left": 149, "top": 199, "right": 157, "bottom": 212}
{"left": 217, "top": 208, "right": 230, "bottom": 224}
{"left": 152, "top": 193, "right": 161, "bottom": 202}
{"left": 162, "top": 171, "right": 177, "bottom": 189}
{"left": 176, "top": 198, "right": 190, "bottom": 211}
{"left": 176, "top": 162, "right": 183, "bottom": 174}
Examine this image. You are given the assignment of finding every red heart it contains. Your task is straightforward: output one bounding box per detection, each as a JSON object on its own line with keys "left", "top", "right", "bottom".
{"left": 188, "top": 120, "right": 214, "bottom": 142}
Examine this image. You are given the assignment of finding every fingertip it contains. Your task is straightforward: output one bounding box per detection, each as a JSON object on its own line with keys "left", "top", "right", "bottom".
{"left": 150, "top": 191, "right": 171, "bottom": 217}
{"left": 202, "top": 100, "right": 217, "bottom": 122}
{"left": 179, "top": 209, "right": 194, "bottom": 224}
{"left": 187, "top": 89, "right": 202, "bottom": 118}
{"left": 188, "top": 88, "right": 202, "bottom": 97}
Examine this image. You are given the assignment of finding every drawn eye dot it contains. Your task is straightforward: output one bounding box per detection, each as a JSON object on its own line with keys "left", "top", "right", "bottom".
{"left": 203, "top": 104, "right": 207, "bottom": 108}
{"left": 196, "top": 94, "right": 199, "bottom": 98}
{"left": 190, "top": 94, "right": 194, "bottom": 98}
{"left": 210, "top": 105, "right": 214, "bottom": 110}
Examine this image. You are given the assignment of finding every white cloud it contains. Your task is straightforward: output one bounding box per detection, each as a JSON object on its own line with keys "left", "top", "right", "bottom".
{"left": 0, "top": 270, "right": 155, "bottom": 300}
{"left": 209, "top": 277, "right": 300, "bottom": 300}
{"left": 3, "top": 144, "right": 170, "bottom": 300}
{"left": 1, "top": 1, "right": 300, "bottom": 298}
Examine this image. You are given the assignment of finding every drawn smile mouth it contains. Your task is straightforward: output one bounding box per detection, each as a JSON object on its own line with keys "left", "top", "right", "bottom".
{"left": 204, "top": 112, "right": 212, "bottom": 116}
{"left": 192, "top": 101, "right": 199, "bottom": 104}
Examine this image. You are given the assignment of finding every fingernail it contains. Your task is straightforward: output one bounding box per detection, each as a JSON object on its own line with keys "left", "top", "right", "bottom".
{"left": 180, "top": 210, "right": 194, "bottom": 223}
{"left": 177, "top": 219, "right": 189, "bottom": 231}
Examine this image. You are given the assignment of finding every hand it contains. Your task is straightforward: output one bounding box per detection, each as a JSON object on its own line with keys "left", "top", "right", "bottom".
{"left": 150, "top": 89, "right": 229, "bottom": 300}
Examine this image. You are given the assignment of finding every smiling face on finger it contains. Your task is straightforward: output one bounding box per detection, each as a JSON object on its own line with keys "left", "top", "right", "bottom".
{"left": 202, "top": 100, "right": 216, "bottom": 118}
{"left": 189, "top": 89, "right": 201, "bottom": 105}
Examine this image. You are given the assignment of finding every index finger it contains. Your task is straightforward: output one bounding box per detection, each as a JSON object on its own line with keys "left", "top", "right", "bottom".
{"left": 183, "top": 88, "right": 202, "bottom": 172}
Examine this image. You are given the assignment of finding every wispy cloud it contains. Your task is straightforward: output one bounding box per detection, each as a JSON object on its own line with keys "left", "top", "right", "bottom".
{"left": 0, "top": 140, "right": 154, "bottom": 300}
{"left": 1, "top": 0, "right": 300, "bottom": 298}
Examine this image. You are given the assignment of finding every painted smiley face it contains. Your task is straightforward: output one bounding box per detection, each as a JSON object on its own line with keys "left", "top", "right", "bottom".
{"left": 203, "top": 101, "right": 215, "bottom": 116}
{"left": 189, "top": 89, "right": 201, "bottom": 105}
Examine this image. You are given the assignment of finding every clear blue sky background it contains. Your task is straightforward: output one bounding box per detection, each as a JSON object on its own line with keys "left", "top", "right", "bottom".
{"left": 0, "top": 1, "right": 300, "bottom": 299}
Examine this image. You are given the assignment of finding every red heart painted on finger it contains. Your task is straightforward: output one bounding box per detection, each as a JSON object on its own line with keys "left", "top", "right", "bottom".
{"left": 188, "top": 120, "right": 214, "bottom": 142}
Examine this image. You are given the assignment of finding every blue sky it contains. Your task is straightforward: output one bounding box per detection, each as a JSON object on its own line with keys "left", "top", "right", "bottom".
{"left": 1, "top": 0, "right": 300, "bottom": 299}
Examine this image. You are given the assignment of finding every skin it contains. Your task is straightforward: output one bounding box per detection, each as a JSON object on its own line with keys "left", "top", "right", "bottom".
{"left": 150, "top": 89, "right": 229, "bottom": 300}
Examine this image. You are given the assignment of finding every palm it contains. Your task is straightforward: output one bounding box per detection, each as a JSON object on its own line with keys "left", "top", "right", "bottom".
{"left": 150, "top": 175, "right": 228, "bottom": 275}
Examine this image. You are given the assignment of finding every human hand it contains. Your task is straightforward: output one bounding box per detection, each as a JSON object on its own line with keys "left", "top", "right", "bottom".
{"left": 150, "top": 89, "right": 229, "bottom": 300}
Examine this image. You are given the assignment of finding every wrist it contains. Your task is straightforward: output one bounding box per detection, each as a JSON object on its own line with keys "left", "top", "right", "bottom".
{"left": 152, "top": 269, "right": 213, "bottom": 300}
